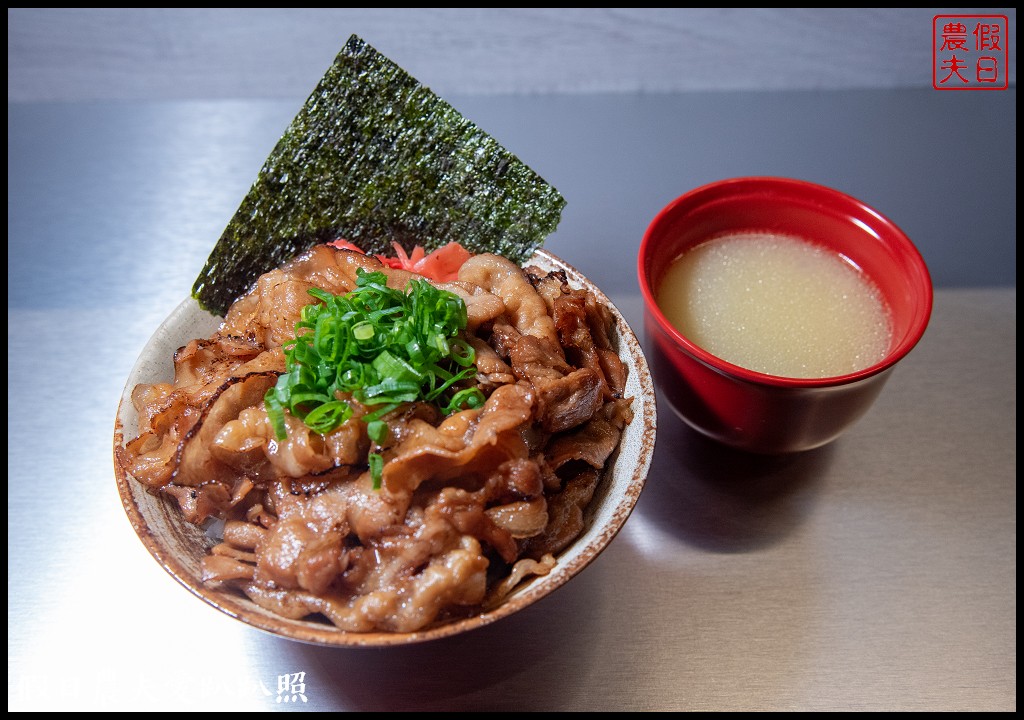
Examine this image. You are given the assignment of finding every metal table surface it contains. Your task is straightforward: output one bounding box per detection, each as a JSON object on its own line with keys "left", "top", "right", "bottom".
{"left": 7, "top": 90, "right": 1015, "bottom": 711}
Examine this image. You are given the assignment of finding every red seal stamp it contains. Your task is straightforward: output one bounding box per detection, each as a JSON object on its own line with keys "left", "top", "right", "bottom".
{"left": 934, "top": 15, "right": 1009, "bottom": 90}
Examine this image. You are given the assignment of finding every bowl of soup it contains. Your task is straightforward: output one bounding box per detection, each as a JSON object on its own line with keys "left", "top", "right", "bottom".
{"left": 637, "top": 176, "right": 932, "bottom": 454}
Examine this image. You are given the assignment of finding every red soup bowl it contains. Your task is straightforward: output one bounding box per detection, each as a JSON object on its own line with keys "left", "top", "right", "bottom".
{"left": 637, "top": 177, "right": 933, "bottom": 454}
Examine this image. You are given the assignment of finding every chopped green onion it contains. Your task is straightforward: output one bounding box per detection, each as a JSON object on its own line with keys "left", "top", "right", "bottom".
{"left": 264, "top": 390, "right": 288, "bottom": 440}
{"left": 353, "top": 322, "right": 375, "bottom": 341}
{"left": 449, "top": 338, "right": 475, "bottom": 367}
{"left": 303, "top": 400, "right": 353, "bottom": 434}
{"left": 265, "top": 268, "right": 484, "bottom": 484}
{"left": 444, "top": 387, "right": 486, "bottom": 415}
{"left": 362, "top": 402, "right": 400, "bottom": 424}
{"left": 366, "top": 420, "right": 388, "bottom": 445}
{"left": 368, "top": 452, "right": 384, "bottom": 490}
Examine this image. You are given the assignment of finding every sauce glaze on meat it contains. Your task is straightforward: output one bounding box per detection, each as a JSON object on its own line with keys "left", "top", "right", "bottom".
{"left": 117, "top": 246, "right": 633, "bottom": 632}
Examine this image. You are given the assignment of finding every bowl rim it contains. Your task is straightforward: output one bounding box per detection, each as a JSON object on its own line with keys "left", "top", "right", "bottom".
{"left": 114, "top": 248, "right": 657, "bottom": 647}
{"left": 637, "top": 176, "right": 934, "bottom": 389}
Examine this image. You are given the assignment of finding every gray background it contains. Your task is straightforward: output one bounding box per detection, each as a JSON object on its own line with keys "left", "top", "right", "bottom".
{"left": 8, "top": 8, "right": 1018, "bottom": 292}
{"left": 8, "top": 8, "right": 1019, "bottom": 99}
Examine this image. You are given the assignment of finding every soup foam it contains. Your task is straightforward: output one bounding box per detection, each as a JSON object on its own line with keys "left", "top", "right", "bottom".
{"left": 656, "top": 232, "right": 892, "bottom": 379}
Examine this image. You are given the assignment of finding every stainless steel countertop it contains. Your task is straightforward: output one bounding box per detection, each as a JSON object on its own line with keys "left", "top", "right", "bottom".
{"left": 8, "top": 91, "right": 1016, "bottom": 711}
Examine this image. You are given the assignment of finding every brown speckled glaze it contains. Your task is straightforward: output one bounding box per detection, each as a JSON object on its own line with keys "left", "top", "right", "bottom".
{"left": 113, "top": 250, "right": 657, "bottom": 647}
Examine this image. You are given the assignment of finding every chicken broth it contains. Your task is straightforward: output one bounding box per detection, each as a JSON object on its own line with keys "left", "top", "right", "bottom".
{"left": 655, "top": 232, "right": 892, "bottom": 379}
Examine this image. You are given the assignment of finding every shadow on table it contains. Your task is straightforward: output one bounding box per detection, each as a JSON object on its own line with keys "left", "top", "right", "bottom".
{"left": 636, "top": 392, "right": 835, "bottom": 553}
{"left": 251, "top": 391, "right": 836, "bottom": 711}
{"left": 259, "top": 562, "right": 607, "bottom": 711}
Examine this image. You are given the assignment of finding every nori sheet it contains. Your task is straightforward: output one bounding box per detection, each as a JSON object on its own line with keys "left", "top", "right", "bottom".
{"left": 192, "top": 35, "right": 566, "bottom": 315}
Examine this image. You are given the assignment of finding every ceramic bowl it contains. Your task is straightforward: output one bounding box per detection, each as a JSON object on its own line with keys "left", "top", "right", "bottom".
{"left": 114, "top": 249, "right": 657, "bottom": 646}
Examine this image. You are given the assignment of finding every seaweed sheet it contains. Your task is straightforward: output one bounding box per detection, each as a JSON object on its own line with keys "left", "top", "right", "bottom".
{"left": 192, "top": 35, "right": 566, "bottom": 315}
